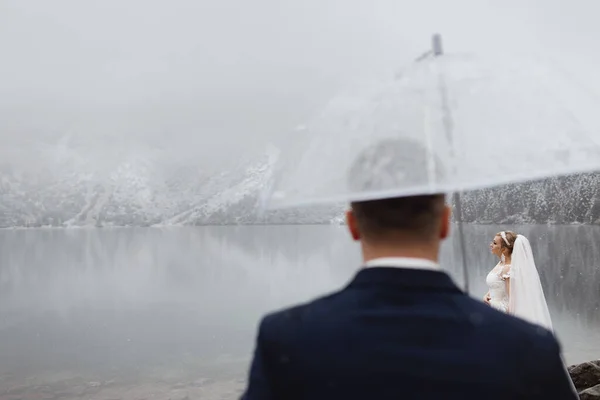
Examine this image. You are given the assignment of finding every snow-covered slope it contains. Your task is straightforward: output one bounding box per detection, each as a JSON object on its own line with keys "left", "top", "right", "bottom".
{"left": 2, "top": 136, "right": 600, "bottom": 228}
{"left": 0, "top": 141, "right": 345, "bottom": 228}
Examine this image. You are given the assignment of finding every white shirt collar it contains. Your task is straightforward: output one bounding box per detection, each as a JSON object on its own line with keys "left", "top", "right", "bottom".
{"left": 364, "top": 257, "right": 440, "bottom": 271}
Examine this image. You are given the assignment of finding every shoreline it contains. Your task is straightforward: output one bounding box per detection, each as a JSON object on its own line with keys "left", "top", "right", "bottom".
{"left": 2, "top": 359, "right": 598, "bottom": 400}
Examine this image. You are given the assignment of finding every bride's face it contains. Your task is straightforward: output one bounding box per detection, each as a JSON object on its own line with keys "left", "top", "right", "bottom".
{"left": 490, "top": 235, "right": 503, "bottom": 257}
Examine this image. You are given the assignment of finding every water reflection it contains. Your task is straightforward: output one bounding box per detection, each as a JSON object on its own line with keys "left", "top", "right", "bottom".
{"left": 0, "top": 225, "right": 598, "bottom": 385}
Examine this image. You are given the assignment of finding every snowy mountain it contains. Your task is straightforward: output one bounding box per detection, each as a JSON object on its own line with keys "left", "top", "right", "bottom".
{"left": 0, "top": 142, "right": 345, "bottom": 228}
{"left": 460, "top": 172, "right": 600, "bottom": 225}
{"left": 1, "top": 136, "right": 600, "bottom": 228}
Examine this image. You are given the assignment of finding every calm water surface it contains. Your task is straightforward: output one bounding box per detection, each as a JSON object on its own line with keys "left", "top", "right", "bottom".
{"left": 0, "top": 225, "right": 598, "bottom": 398}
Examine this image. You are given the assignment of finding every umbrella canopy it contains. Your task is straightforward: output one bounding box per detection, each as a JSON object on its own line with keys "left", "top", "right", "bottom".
{"left": 264, "top": 50, "right": 600, "bottom": 210}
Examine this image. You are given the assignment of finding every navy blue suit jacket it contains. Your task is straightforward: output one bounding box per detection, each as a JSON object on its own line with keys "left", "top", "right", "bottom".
{"left": 241, "top": 267, "right": 576, "bottom": 399}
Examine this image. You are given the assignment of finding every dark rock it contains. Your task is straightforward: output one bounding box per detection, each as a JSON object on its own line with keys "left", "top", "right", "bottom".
{"left": 580, "top": 385, "right": 600, "bottom": 400}
{"left": 569, "top": 360, "right": 600, "bottom": 398}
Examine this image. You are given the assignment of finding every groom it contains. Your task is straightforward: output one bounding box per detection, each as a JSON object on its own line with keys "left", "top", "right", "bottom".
{"left": 241, "top": 140, "right": 576, "bottom": 399}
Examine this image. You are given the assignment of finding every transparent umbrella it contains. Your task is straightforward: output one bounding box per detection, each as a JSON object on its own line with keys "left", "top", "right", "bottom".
{"left": 262, "top": 35, "right": 600, "bottom": 292}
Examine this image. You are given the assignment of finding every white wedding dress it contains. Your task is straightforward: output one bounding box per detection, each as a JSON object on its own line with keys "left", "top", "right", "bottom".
{"left": 485, "top": 262, "right": 511, "bottom": 313}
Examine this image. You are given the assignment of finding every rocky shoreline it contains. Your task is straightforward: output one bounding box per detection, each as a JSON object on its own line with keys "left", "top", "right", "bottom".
{"left": 570, "top": 360, "right": 600, "bottom": 399}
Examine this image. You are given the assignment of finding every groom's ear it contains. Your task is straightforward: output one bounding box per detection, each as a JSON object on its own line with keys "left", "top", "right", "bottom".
{"left": 346, "top": 209, "right": 361, "bottom": 241}
{"left": 440, "top": 205, "right": 451, "bottom": 240}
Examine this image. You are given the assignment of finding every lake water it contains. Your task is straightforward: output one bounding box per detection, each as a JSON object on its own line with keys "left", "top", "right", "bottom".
{"left": 0, "top": 225, "right": 598, "bottom": 399}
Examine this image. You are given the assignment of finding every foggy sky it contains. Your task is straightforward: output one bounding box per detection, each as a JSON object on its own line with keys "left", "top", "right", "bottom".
{"left": 1, "top": 0, "right": 599, "bottom": 170}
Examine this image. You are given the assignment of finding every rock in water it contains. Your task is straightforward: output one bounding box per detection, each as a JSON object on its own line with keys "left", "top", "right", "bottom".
{"left": 580, "top": 385, "right": 600, "bottom": 400}
{"left": 569, "top": 360, "right": 600, "bottom": 398}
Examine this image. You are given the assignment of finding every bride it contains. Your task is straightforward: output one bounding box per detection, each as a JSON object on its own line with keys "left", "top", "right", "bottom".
{"left": 484, "top": 231, "right": 578, "bottom": 395}
{"left": 483, "top": 231, "right": 553, "bottom": 331}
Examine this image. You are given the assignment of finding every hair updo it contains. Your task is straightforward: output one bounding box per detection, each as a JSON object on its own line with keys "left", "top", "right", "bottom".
{"left": 496, "top": 231, "right": 518, "bottom": 254}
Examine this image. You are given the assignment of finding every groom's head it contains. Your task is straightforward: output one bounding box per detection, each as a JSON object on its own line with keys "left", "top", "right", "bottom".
{"left": 345, "top": 137, "right": 450, "bottom": 261}
{"left": 346, "top": 194, "right": 449, "bottom": 244}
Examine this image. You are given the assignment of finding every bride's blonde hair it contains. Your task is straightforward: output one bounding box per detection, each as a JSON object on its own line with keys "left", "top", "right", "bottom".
{"left": 496, "top": 231, "right": 518, "bottom": 255}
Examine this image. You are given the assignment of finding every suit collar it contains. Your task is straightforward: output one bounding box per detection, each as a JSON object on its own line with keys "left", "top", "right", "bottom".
{"left": 347, "top": 266, "right": 463, "bottom": 293}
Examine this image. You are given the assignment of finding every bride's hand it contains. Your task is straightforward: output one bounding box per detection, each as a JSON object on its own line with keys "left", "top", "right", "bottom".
{"left": 483, "top": 293, "right": 491, "bottom": 305}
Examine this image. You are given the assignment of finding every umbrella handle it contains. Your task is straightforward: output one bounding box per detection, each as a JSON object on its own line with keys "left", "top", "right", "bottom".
{"left": 453, "top": 192, "right": 470, "bottom": 293}
{"left": 425, "top": 34, "right": 471, "bottom": 293}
